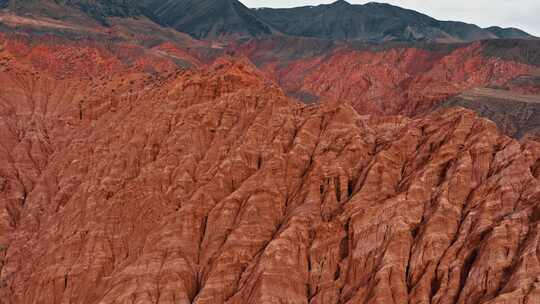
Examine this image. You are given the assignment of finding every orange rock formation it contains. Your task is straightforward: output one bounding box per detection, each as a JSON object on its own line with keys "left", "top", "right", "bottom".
{"left": 0, "top": 34, "right": 539, "bottom": 304}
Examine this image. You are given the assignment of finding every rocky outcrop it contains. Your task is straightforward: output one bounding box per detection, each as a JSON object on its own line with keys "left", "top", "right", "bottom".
{"left": 0, "top": 35, "right": 539, "bottom": 303}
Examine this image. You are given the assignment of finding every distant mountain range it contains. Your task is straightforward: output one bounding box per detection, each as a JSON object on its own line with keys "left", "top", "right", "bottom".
{"left": 1, "top": 0, "right": 537, "bottom": 42}
{"left": 254, "top": 1, "right": 537, "bottom": 42}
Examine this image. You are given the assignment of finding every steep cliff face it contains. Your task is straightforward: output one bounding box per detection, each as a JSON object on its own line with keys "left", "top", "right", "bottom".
{"left": 0, "top": 35, "right": 539, "bottom": 304}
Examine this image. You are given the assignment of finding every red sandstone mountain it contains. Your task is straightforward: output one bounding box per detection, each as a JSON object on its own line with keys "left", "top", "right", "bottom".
{"left": 0, "top": 31, "right": 539, "bottom": 304}
{"left": 0, "top": 1, "right": 540, "bottom": 303}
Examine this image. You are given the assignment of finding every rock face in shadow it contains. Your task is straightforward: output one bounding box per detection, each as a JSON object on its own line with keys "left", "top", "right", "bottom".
{"left": 0, "top": 34, "right": 540, "bottom": 304}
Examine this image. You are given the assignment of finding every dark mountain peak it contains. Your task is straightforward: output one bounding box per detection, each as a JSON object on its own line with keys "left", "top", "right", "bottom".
{"left": 327, "top": 0, "right": 351, "bottom": 7}
{"left": 138, "top": 0, "right": 274, "bottom": 39}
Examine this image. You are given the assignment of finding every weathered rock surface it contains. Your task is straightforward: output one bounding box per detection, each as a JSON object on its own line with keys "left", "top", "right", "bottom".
{"left": 0, "top": 34, "right": 539, "bottom": 304}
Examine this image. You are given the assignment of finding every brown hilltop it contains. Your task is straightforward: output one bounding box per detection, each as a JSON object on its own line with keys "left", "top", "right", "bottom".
{"left": 0, "top": 33, "right": 539, "bottom": 304}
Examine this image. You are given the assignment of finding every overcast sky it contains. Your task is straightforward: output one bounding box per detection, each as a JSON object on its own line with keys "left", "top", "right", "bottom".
{"left": 243, "top": 0, "right": 540, "bottom": 36}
